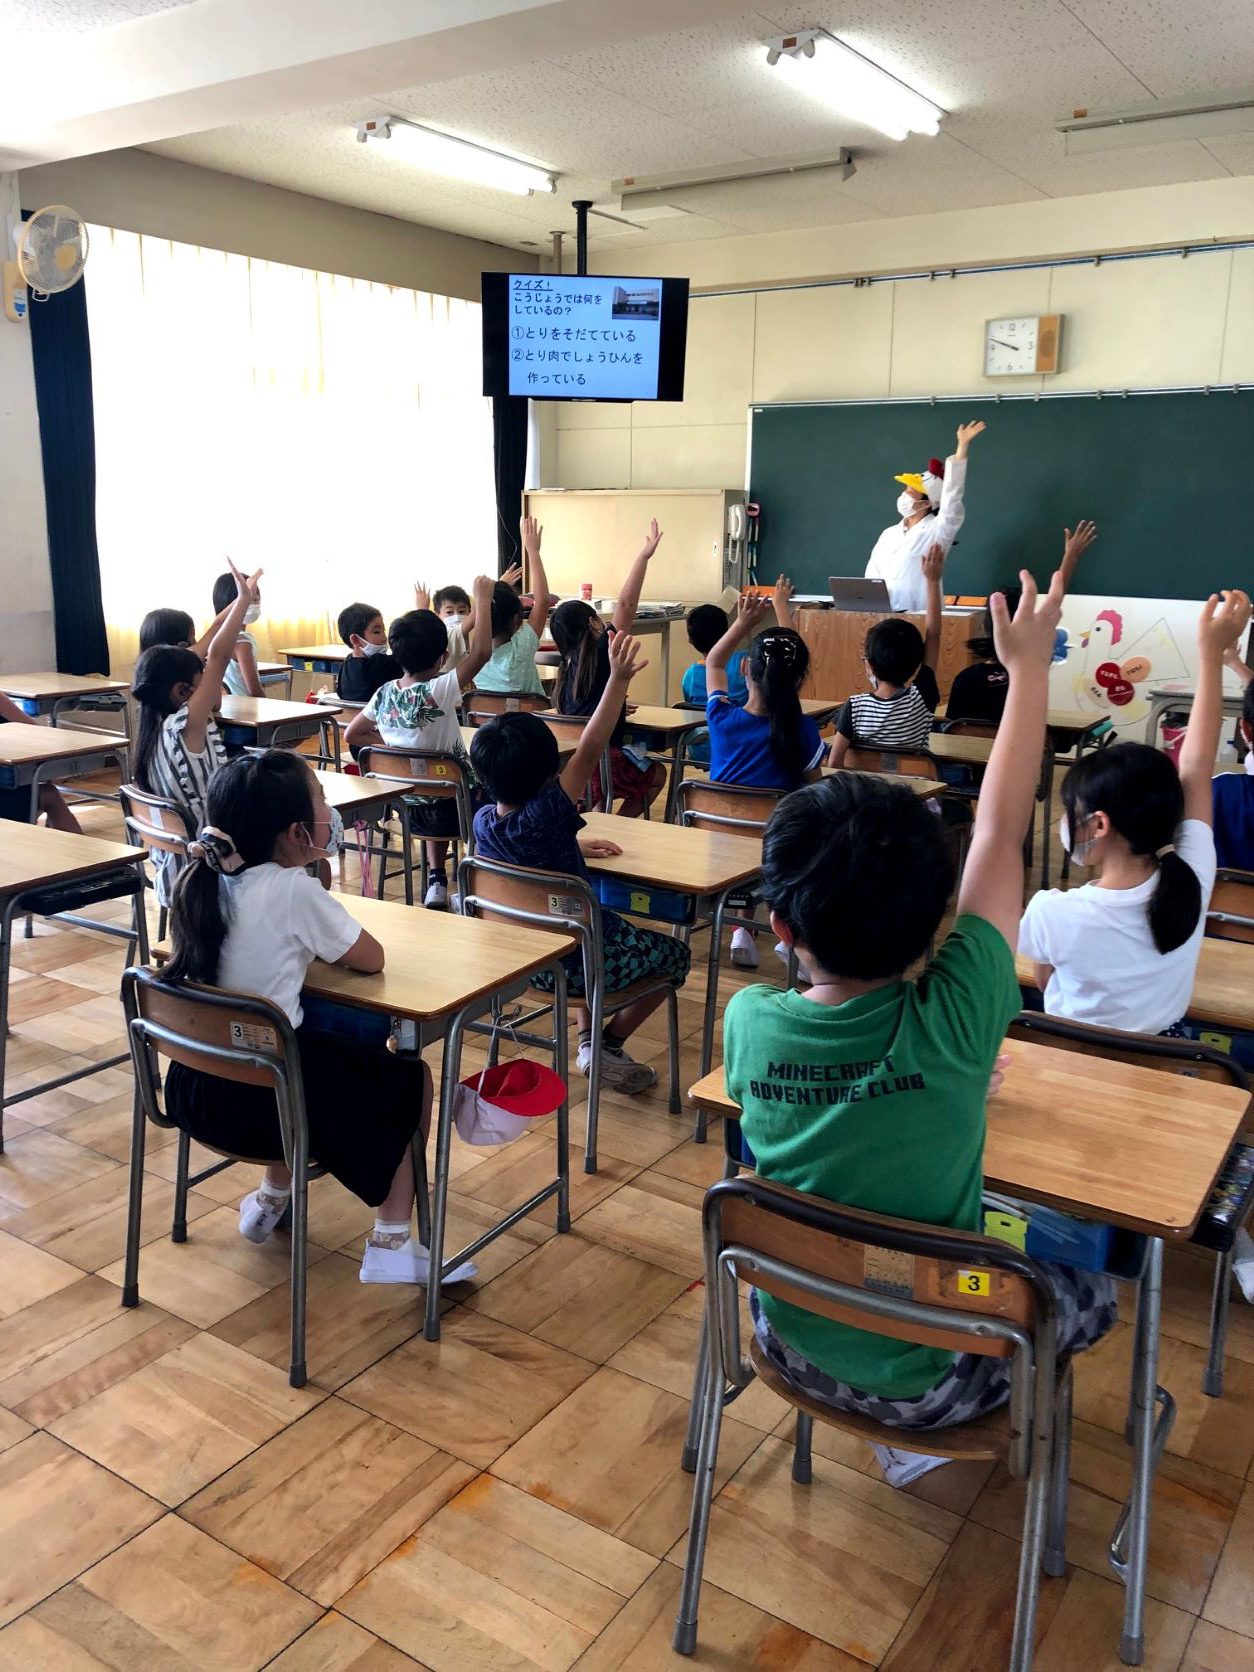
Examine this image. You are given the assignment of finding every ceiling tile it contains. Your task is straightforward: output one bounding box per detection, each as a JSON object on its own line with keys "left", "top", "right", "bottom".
{"left": 1, "top": 0, "right": 194, "bottom": 36}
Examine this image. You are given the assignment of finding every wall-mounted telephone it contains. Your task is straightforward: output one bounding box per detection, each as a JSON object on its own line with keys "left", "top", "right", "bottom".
{"left": 727, "top": 502, "right": 747, "bottom": 541}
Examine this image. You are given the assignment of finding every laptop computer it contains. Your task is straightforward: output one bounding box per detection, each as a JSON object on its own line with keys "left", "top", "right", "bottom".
{"left": 828, "top": 576, "right": 893, "bottom": 613}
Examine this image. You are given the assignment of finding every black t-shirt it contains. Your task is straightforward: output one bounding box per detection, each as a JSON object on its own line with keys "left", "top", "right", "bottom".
{"left": 947, "top": 661, "right": 1008, "bottom": 725}
{"left": 337, "top": 652, "right": 402, "bottom": 703}
{"left": 556, "top": 630, "right": 626, "bottom": 745}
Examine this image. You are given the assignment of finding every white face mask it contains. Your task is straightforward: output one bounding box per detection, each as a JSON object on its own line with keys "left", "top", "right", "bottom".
{"left": 361, "top": 639, "right": 390, "bottom": 657}
{"left": 243, "top": 604, "right": 261, "bottom": 625}
{"left": 897, "top": 491, "right": 921, "bottom": 519}
{"left": 1059, "top": 812, "right": 1096, "bottom": 864}
{"left": 1245, "top": 748, "right": 1254, "bottom": 777}
{"left": 304, "top": 805, "right": 343, "bottom": 858}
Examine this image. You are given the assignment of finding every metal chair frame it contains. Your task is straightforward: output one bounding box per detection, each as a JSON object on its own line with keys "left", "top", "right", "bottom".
{"left": 1207, "top": 868, "right": 1254, "bottom": 943}
{"left": 359, "top": 744, "right": 477, "bottom": 905}
{"left": 458, "top": 853, "right": 682, "bottom": 1173}
{"left": 119, "top": 781, "right": 197, "bottom": 944}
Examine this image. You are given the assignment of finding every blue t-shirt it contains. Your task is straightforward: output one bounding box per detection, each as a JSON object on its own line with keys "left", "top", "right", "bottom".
{"left": 1213, "top": 772, "right": 1254, "bottom": 871}
{"left": 682, "top": 653, "right": 747, "bottom": 706}
{"left": 705, "top": 694, "right": 825, "bottom": 790}
{"left": 472, "top": 778, "right": 589, "bottom": 881}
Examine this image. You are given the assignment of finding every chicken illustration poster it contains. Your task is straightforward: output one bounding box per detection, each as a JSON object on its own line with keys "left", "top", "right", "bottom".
{"left": 1048, "top": 593, "right": 1199, "bottom": 736}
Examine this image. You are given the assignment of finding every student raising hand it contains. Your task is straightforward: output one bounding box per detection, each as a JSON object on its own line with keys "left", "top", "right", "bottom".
{"left": 1060, "top": 519, "right": 1098, "bottom": 589}
{"left": 920, "top": 543, "right": 946, "bottom": 586}
{"left": 772, "top": 574, "right": 796, "bottom": 630}
{"left": 990, "top": 564, "right": 1065, "bottom": 670}
{"left": 607, "top": 627, "right": 649, "bottom": 685}
{"left": 639, "top": 518, "right": 663, "bottom": 561}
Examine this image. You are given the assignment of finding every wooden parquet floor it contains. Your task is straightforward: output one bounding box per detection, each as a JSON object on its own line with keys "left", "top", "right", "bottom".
{"left": 0, "top": 787, "right": 1252, "bottom": 1669}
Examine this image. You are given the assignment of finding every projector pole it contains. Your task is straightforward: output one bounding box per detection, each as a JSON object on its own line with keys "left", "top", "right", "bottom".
{"left": 572, "top": 199, "right": 591, "bottom": 276}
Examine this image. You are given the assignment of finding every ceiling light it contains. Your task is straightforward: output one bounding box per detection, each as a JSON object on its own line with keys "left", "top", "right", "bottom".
{"left": 765, "top": 29, "right": 942, "bottom": 142}
{"left": 356, "top": 116, "right": 555, "bottom": 197}
{"left": 1056, "top": 92, "right": 1254, "bottom": 154}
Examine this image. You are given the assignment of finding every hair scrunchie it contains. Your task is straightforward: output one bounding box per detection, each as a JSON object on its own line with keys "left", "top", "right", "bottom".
{"left": 1155, "top": 843, "right": 1176, "bottom": 860}
{"left": 187, "top": 826, "right": 245, "bottom": 875}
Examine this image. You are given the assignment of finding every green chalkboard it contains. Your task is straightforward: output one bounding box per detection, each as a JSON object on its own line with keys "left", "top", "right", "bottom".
{"left": 748, "top": 392, "right": 1254, "bottom": 601}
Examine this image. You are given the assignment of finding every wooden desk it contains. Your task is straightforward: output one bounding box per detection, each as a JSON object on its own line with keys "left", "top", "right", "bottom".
{"left": 256, "top": 662, "right": 295, "bottom": 699}
{"left": 796, "top": 608, "right": 976, "bottom": 707}
{"left": 1016, "top": 940, "right": 1254, "bottom": 1038}
{"left": 218, "top": 696, "right": 341, "bottom": 766}
{"left": 927, "top": 731, "right": 994, "bottom": 765}
{"left": 688, "top": 1037, "right": 1250, "bottom": 1662}
{"left": 0, "top": 722, "right": 130, "bottom": 820}
{"left": 306, "top": 894, "right": 574, "bottom": 1339}
{"left": 1145, "top": 683, "right": 1246, "bottom": 748}
{"left": 577, "top": 811, "right": 762, "bottom": 1134}
{"left": 1, "top": 824, "right": 145, "bottom": 1144}
{"left": 280, "top": 644, "right": 348, "bottom": 674}
{"left": 0, "top": 672, "right": 129, "bottom": 725}
{"left": 684, "top": 767, "right": 943, "bottom": 800}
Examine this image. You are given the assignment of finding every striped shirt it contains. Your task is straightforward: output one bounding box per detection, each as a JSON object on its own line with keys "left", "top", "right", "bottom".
{"left": 836, "top": 666, "right": 939, "bottom": 754}
{"left": 146, "top": 708, "right": 226, "bottom": 904}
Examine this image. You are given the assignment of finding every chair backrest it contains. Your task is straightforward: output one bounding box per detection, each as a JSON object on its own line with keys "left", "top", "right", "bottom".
{"left": 359, "top": 744, "right": 475, "bottom": 843}
{"left": 844, "top": 744, "right": 942, "bottom": 779}
{"left": 463, "top": 689, "right": 551, "bottom": 725}
{"left": 1207, "top": 868, "right": 1254, "bottom": 945}
{"left": 119, "top": 782, "right": 196, "bottom": 861}
{"left": 1008, "top": 1010, "right": 1251, "bottom": 1090}
{"left": 458, "top": 854, "right": 597, "bottom": 963}
{"left": 678, "top": 777, "right": 782, "bottom": 836}
{"left": 534, "top": 713, "right": 612, "bottom": 811}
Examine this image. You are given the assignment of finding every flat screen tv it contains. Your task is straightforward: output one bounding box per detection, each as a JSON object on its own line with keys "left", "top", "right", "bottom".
{"left": 482, "top": 271, "right": 689, "bottom": 402}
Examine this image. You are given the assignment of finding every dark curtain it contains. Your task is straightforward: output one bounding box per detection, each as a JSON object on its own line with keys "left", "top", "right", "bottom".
{"left": 492, "top": 394, "right": 529, "bottom": 574}
{"left": 27, "top": 270, "right": 109, "bottom": 674}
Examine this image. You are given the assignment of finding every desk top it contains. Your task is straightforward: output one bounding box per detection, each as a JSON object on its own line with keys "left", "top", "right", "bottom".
{"left": 578, "top": 810, "right": 763, "bottom": 895}
{"left": 689, "top": 1035, "right": 1250, "bottom": 1239}
{"left": 0, "top": 822, "right": 143, "bottom": 897}
{"left": 219, "top": 696, "right": 339, "bottom": 727}
{"left": 313, "top": 770, "right": 399, "bottom": 815}
{"left": 1016, "top": 940, "right": 1254, "bottom": 1034}
{"left": 0, "top": 722, "right": 129, "bottom": 764}
{"left": 300, "top": 893, "right": 575, "bottom": 1021}
{"left": 281, "top": 645, "right": 348, "bottom": 663}
{"left": 0, "top": 673, "right": 129, "bottom": 701}
{"left": 619, "top": 706, "right": 707, "bottom": 735}
{"left": 927, "top": 732, "right": 994, "bottom": 764}
{"left": 825, "top": 767, "right": 943, "bottom": 798}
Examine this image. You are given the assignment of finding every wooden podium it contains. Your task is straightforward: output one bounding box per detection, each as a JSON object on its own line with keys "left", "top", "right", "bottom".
{"left": 794, "top": 607, "right": 978, "bottom": 707}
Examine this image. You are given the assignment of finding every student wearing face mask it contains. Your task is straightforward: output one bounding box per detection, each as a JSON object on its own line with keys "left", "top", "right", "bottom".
{"left": 1019, "top": 588, "right": 1252, "bottom": 1038}
{"left": 1213, "top": 651, "right": 1254, "bottom": 871}
{"left": 864, "top": 421, "right": 986, "bottom": 613}
{"left": 161, "top": 749, "right": 470, "bottom": 1283}
{"left": 212, "top": 568, "right": 266, "bottom": 697}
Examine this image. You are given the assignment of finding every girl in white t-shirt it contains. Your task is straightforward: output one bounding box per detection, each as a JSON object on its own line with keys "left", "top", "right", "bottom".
{"left": 163, "top": 749, "right": 471, "bottom": 1286}
{"left": 1019, "top": 589, "right": 1252, "bottom": 1035}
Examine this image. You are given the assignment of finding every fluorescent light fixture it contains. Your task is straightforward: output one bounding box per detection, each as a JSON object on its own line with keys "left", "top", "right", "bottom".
{"left": 1057, "top": 92, "right": 1254, "bottom": 155}
{"left": 356, "top": 116, "right": 555, "bottom": 197}
{"left": 615, "top": 149, "right": 856, "bottom": 206}
{"left": 765, "top": 29, "right": 942, "bottom": 142}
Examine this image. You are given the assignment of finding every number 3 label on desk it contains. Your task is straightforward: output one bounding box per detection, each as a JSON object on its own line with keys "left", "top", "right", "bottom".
{"left": 957, "top": 1270, "right": 990, "bottom": 1297}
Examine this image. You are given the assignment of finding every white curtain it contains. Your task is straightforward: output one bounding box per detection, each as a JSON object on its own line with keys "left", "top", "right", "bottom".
{"left": 86, "top": 227, "right": 496, "bottom": 672}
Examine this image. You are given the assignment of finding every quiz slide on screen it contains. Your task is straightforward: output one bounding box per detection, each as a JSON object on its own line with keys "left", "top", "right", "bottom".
{"left": 508, "top": 275, "right": 662, "bottom": 399}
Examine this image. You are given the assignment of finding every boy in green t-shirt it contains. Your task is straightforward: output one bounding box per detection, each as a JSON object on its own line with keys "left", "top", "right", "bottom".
{"left": 725, "top": 566, "right": 1116, "bottom": 1433}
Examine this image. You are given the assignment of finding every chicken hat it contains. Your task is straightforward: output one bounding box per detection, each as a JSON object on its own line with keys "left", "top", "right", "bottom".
{"left": 894, "top": 457, "right": 946, "bottom": 505}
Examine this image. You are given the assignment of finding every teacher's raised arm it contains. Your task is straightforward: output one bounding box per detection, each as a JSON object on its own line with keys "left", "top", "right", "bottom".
{"left": 865, "top": 419, "right": 986, "bottom": 613}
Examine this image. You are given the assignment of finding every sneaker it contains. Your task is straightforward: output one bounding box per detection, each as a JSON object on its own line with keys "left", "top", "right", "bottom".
{"left": 730, "top": 927, "right": 759, "bottom": 969}
{"left": 359, "top": 1237, "right": 479, "bottom": 1285}
{"left": 575, "top": 1040, "right": 657, "bottom": 1094}
{"left": 238, "top": 1190, "right": 289, "bottom": 1244}
{"left": 424, "top": 877, "right": 449, "bottom": 909}
{"left": 1233, "top": 1227, "right": 1254, "bottom": 1303}
{"left": 774, "top": 940, "right": 812, "bottom": 984}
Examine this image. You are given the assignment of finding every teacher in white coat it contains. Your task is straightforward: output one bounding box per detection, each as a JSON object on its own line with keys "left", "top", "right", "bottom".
{"left": 865, "top": 420, "right": 986, "bottom": 611}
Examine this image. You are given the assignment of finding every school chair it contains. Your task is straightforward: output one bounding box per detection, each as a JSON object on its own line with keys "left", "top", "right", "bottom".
{"left": 121, "top": 966, "right": 431, "bottom": 1388}
{"left": 846, "top": 743, "right": 975, "bottom": 881}
{"left": 1008, "top": 1011, "right": 1253, "bottom": 1398}
{"left": 119, "top": 782, "right": 197, "bottom": 943}
{"left": 462, "top": 689, "right": 551, "bottom": 726}
{"left": 358, "top": 744, "right": 476, "bottom": 906}
{"left": 537, "top": 713, "right": 615, "bottom": 814}
{"left": 457, "top": 853, "right": 682, "bottom": 1173}
{"left": 674, "top": 1174, "right": 1073, "bottom": 1672}
{"left": 1207, "top": 868, "right": 1254, "bottom": 944}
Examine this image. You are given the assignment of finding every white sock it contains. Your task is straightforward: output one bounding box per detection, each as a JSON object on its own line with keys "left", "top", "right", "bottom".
{"left": 258, "top": 1182, "right": 291, "bottom": 1207}
{"left": 369, "top": 1218, "right": 411, "bottom": 1249}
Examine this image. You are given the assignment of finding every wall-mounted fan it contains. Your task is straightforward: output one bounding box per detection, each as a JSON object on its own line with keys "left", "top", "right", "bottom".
{"left": 18, "top": 204, "right": 90, "bottom": 297}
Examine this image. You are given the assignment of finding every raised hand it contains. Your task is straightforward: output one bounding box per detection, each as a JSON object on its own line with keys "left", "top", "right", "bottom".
{"left": 736, "top": 593, "right": 773, "bottom": 635}
{"left": 772, "top": 573, "right": 795, "bottom": 622}
{"left": 991, "top": 567, "right": 1064, "bottom": 672}
{"left": 955, "top": 420, "right": 987, "bottom": 456}
{"left": 639, "top": 518, "right": 662, "bottom": 561}
{"left": 414, "top": 580, "right": 431, "bottom": 611}
{"left": 500, "top": 562, "right": 524, "bottom": 589}
{"left": 228, "top": 558, "right": 263, "bottom": 606}
{"left": 472, "top": 574, "right": 494, "bottom": 607}
{"left": 520, "top": 515, "right": 542, "bottom": 557}
{"left": 607, "top": 631, "right": 648, "bottom": 685}
{"left": 921, "top": 543, "right": 946, "bottom": 585}
{"left": 1061, "top": 519, "right": 1097, "bottom": 584}
{"left": 1199, "top": 589, "right": 1253, "bottom": 660}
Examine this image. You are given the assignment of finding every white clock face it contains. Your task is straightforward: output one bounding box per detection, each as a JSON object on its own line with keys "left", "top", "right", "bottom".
{"left": 985, "top": 316, "right": 1039, "bottom": 377}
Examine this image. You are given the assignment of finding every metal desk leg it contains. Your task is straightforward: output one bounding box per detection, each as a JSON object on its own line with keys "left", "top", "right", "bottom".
{"left": 695, "top": 888, "right": 730, "bottom": 1142}
{"left": 423, "top": 1003, "right": 468, "bottom": 1341}
{"left": 660, "top": 620, "right": 671, "bottom": 704}
{"left": 1144, "top": 696, "right": 1173, "bottom": 747}
{"left": 1119, "top": 1236, "right": 1164, "bottom": 1666}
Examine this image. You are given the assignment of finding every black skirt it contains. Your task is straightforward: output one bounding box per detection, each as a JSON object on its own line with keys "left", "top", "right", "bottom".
{"left": 164, "top": 1021, "right": 425, "bottom": 1206}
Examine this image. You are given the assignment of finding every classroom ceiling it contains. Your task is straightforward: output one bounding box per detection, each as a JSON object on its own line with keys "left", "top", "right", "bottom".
{"left": 106, "top": 0, "right": 1254, "bottom": 251}
{"left": 0, "top": 0, "right": 194, "bottom": 36}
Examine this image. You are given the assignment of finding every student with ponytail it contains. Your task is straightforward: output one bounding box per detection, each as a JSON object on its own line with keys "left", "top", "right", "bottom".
{"left": 164, "top": 750, "right": 468, "bottom": 1284}
{"left": 131, "top": 558, "right": 261, "bottom": 908}
{"left": 1020, "top": 588, "right": 1253, "bottom": 1036}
